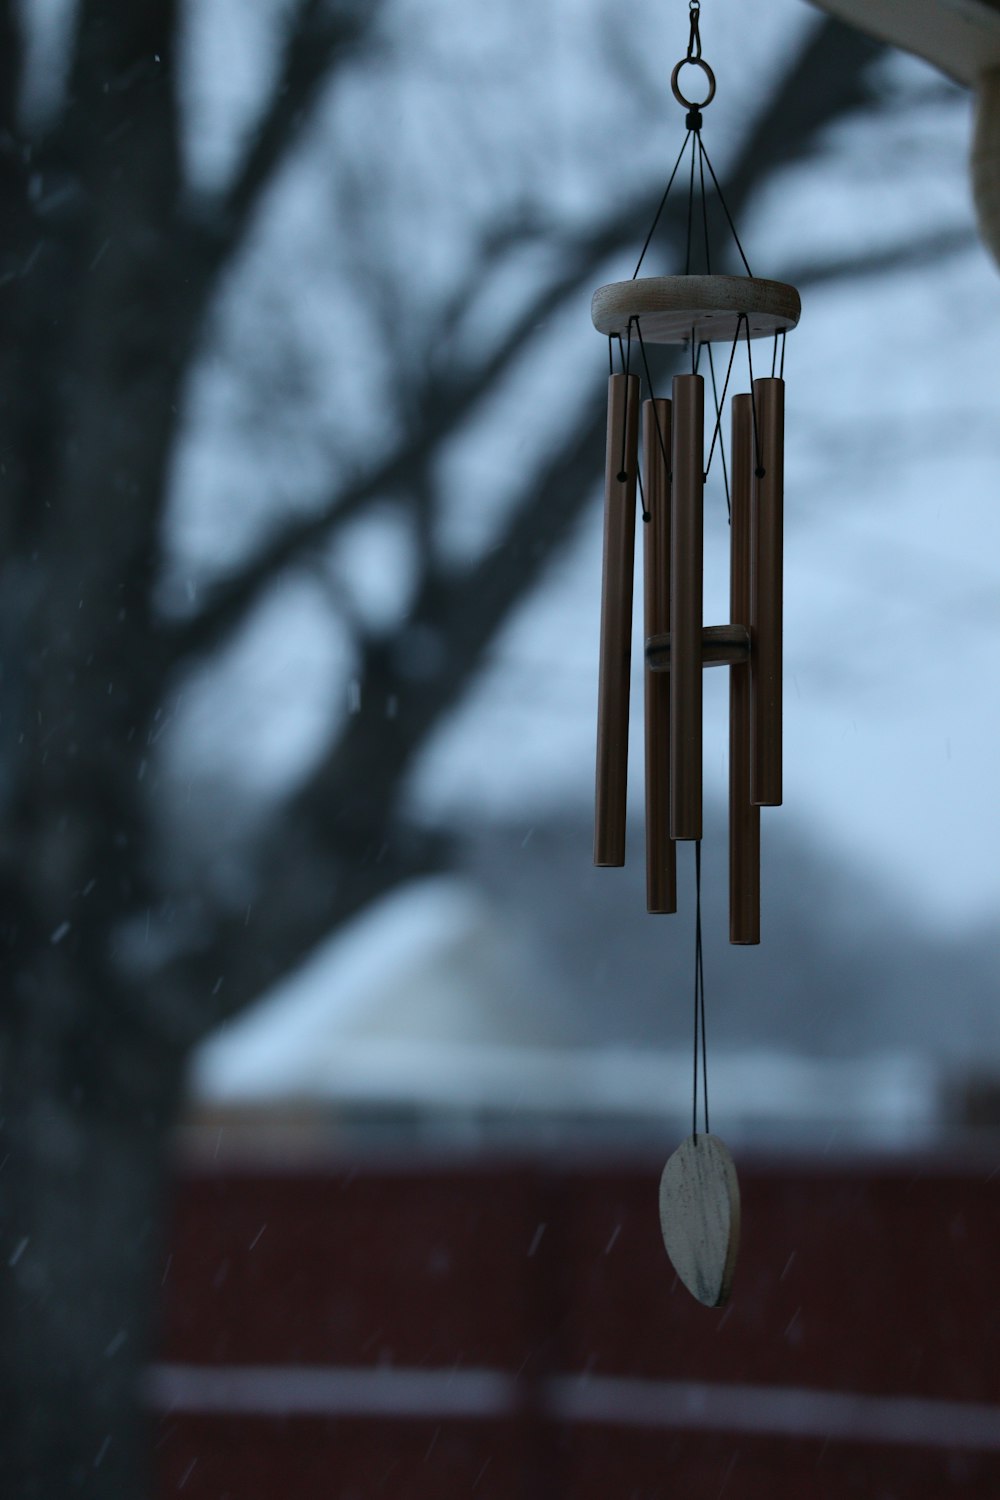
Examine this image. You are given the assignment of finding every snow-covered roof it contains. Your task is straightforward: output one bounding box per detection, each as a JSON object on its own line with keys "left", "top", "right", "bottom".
{"left": 188, "top": 872, "right": 942, "bottom": 1146}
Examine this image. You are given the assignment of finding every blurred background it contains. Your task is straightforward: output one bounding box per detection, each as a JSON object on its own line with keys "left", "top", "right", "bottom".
{"left": 1, "top": 0, "right": 999, "bottom": 1496}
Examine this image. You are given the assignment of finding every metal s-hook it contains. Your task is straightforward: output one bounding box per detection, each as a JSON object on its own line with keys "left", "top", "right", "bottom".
{"left": 673, "top": 1, "right": 715, "bottom": 116}
{"left": 687, "top": 1, "right": 702, "bottom": 61}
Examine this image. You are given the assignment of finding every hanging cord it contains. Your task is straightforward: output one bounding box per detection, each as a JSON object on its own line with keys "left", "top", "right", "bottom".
{"left": 742, "top": 314, "right": 765, "bottom": 478}
{"left": 633, "top": 317, "right": 665, "bottom": 522}
{"left": 617, "top": 321, "right": 633, "bottom": 481}
{"left": 636, "top": 464, "right": 649, "bottom": 523}
{"left": 770, "top": 328, "right": 788, "bottom": 379}
{"left": 681, "top": 11, "right": 709, "bottom": 279}
{"left": 705, "top": 343, "right": 731, "bottom": 521}
{"left": 691, "top": 841, "right": 710, "bottom": 1139}
{"left": 613, "top": 322, "right": 651, "bottom": 521}
{"left": 697, "top": 135, "right": 712, "bottom": 275}
{"left": 634, "top": 4, "right": 755, "bottom": 284}
{"left": 697, "top": 137, "right": 754, "bottom": 278}
{"left": 633, "top": 131, "right": 693, "bottom": 281}
{"left": 684, "top": 130, "right": 698, "bottom": 275}
{"left": 703, "top": 320, "right": 740, "bottom": 493}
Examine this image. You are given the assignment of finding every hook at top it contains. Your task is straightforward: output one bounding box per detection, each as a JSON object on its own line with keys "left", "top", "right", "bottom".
{"left": 687, "top": 2, "right": 702, "bottom": 61}
{"left": 673, "top": 1, "right": 714, "bottom": 116}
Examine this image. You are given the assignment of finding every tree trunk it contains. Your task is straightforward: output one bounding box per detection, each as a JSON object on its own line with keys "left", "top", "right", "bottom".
{"left": 0, "top": 1005, "right": 183, "bottom": 1500}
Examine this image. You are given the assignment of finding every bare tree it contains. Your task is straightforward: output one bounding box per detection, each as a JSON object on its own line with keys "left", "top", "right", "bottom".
{"left": 0, "top": 1, "right": 954, "bottom": 1492}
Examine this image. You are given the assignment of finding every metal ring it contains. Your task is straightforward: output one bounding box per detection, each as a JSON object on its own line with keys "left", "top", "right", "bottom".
{"left": 670, "top": 57, "right": 716, "bottom": 110}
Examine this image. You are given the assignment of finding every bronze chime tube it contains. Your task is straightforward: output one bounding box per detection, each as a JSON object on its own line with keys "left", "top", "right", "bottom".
{"left": 729, "top": 393, "right": 760, "bottom": 945}
{"left": 643, "top": 397, "right": 676, "bottom": 913}
{"left": 669, "top": 373, "right": 704, "bottom": 842}
{"left": 750, "top": 377, "right": 785, "bottom": 807}
{"left": 595, "top": 372, "right": 640, "bottom": 866}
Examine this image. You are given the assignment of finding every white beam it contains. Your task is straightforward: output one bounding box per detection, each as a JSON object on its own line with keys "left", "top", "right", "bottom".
{"left": 806, "top": 0, "right": 1000, "bottom": 85}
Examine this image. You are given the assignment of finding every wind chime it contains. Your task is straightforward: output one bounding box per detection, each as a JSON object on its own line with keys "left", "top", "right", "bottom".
{"left": 592, "top": 2, "right": 800, "bottom": 1306}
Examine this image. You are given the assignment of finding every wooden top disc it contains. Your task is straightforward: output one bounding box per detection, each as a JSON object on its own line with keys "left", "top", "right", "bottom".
{"left": 591, "top": 275, "right": 800, "bottom": 345}
{"left": 659, "top": 1133, "right": 740, "bottom": 1307}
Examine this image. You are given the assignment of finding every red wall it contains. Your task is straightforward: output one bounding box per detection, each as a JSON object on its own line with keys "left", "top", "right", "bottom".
{"left": 155, "top": 1147, "right": 1000, "bottom": 1498}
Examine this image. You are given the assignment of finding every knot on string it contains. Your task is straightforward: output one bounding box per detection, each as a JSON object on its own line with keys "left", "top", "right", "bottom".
{"left": 686, "top": 107, "right": 702, "bottom": 132}
{"left": 755, "top": 466, "right": 766, "bottom": 479}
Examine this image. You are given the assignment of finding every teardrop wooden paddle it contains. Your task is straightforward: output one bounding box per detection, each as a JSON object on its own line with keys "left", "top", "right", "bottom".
{"left": 659, "top": 1133, "right": 740, "bottom": 1307}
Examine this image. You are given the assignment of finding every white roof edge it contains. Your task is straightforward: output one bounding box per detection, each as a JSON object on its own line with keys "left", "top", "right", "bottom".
{"left": 806, "top": 0, "right": 1000, "bottom": 86}
{"left": 190, "top": 1040, "right": 939, "bottom": 1133}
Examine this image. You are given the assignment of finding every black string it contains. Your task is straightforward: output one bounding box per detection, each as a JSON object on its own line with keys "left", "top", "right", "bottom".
{"left": 608, "top": 337, "right": 614, "bottom": 377}
{"left": 628, "top": 322, "right": 651, "bottom": 523}
{"left": 770, "top": 329, "right": 789, "bottom": 380}
{"left": 684, "top": 132, "right": 697, "bottom": 275}
{"left": 705, "top": 343, "right": 731, "bottom": 521}
{"left": 691, "top": 851, "right": 699, "bottom": 1139}
{"left": 697, "top": 135, "right": 712, "bottom": 275}
{"left": 704, "top": 324, "right": 740, "bottom": 503}
{"left": 617, "top": 322, "right": 633, "bottom": 482}
{"left": 698, "top": 851, "right": 709, "bottom": 1137}
{"left": 631, "top": 31, "right": 755, "bottom": 291}
{"left": 698, "top": 137, "right": 754, "bottom": 278}
{"left": 634, "top": 319, "right": 667, "bottom": 515}
{"left": 743, "top": 315, "right": 764, "bottom": 478}
{"left": 692, "top": 841, "right": 710, "bottom": 1138}
{"left": 632, "top": 131, "right": 693, "bottom": 280}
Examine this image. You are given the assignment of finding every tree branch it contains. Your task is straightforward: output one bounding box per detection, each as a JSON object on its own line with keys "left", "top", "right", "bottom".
{"left": 197, "top": 0, "right": 380, "bottom": 277}
{"left": 788, "top": 225, "right": 976, "bottom": 291}
{"left": 59, "top": 0, "right": 183, "bottom": 196}
{"left": 0, "top": 0, "right": 22, "bottom": 139}
{"left": 165, "top": 19, "right": 891, "bottom": 672}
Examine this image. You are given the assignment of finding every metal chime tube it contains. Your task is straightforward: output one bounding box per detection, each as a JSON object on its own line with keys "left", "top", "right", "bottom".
{"left": 669, "top": 373, "right": 704, "bottom": 842}
{"left": 729, "top": 394, "right": 760, "bottom": 944}
{"left": 595, "top": 372, "right": 640, "bottom": 866}
{"left": 643, "top": 397, "right": 676, "bottom": 913}
{"left": 750, "top": 377, "right": 784, "bottom": 807}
